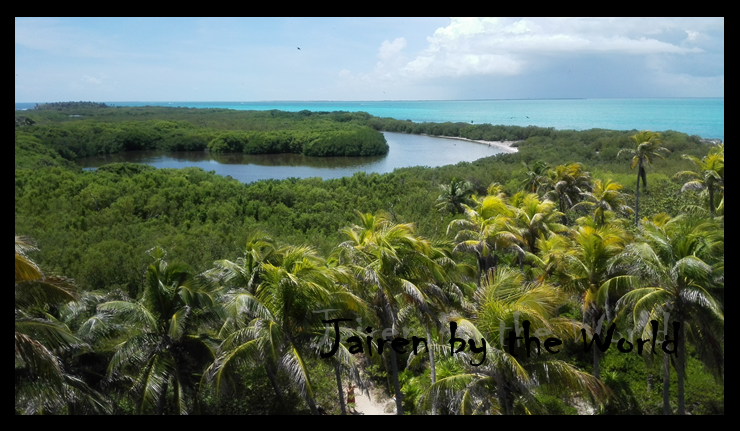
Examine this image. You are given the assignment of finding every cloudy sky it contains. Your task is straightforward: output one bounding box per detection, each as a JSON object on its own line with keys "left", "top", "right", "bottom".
{"left": 15, "top": 17, "right": 724, "bottom": 103}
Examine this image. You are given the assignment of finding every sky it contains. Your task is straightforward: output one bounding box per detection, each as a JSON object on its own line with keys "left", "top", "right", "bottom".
{"left": 15, "top": 17, "right": 724, "bottom": 103}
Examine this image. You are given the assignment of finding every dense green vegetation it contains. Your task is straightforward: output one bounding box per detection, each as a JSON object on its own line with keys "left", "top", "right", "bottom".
{"left": 17, "top": 104, "right": 389, "bottom": 158}
{"left": 15, "top": 105, "right": 723, "bottom": 415}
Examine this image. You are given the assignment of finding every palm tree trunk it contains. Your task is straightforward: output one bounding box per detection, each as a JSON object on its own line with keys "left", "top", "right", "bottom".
{"left": 304, "top": 391, "right": 319, "bottom": 415}
{"left": 388, "top": 343, "right": 404, "bottom": 415}
{"left": 663, "top": 352, "right": 670, "bottom": 415}
{"left": 334, "top": 361, "right": 347, "bottom": 415}
{"left": 425, "top": 322, "right": 437, "bottom": 415}
{"left": 635, "top": 162, "right": 641, "bottom": 226}
{"left": 265, "top": 364, "right": 286, "bottom": 412}
{"left": 593, "top": 316, "right": 600, "bottom": 380}
{"left": 156, "top": 380, "right": 168, "bottom": 415}
{"left": 593, "top": 343, "right": 600, "bottom": 381}
{"left": 379, "top": 299, "right": 404, "bottom": 415}
{"left": 495, "top": 373, "right": 512, "bottom": 415}
{"left": 677, "top": 317, "right": 686, "bottom": 415}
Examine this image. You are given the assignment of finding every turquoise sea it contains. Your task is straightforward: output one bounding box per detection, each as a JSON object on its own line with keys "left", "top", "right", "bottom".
{"left": 15, "top": 98, "right": 724, "bottom": 141}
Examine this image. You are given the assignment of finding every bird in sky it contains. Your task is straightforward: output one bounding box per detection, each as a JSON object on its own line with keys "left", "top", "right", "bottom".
{"left": 297, "top": 47, "right": 301, "bottom": 50}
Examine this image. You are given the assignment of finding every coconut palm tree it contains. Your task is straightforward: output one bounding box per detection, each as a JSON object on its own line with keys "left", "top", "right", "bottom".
{"left": 15, "top": 236, "right": 111, "bottom": 414}
{"left": 559, "top": 222, "right": 631, "bottom": 380}
{"left": 336, "top": 210, "right": 445, "bottom": 415}
{"left": 509, "top": 191, "right": 568, "bottom": 255}
{"left": 436, "top": 177, "right": 475, "bottom": 215}
{"left": 202, "top": 230, "right": 278, "bottom": 294}
{"left": 618, "top": 131, "right": 670, "bottom": 226}
{"left": 526, "top": 232, "right": 574, "bottom": 285}
{"left": 541, "top": 163, "right": 594, "bottom": 217}
{"left": 397, "top": 239, "right": 472, "bottom": 414}
{"left": 573, "top": 179, "right": 634, "bottom": 226}
{"left": 673, "top": 146, "right": 724, "bottom": 218}
{"left": 208, "top": 245, "right": 364, "bottom": 415}
{"left": 420, "top": 267, "right": 609, "bottom": 415}
{"left": 520, "top": 160, "right": 550, "bottom": 194}
{"left": 447, "top": 188, "right": 520, "bottom": 285}
{"left": 97, "top": 247, "right": 217, "bottom": 414}
{"left": 615, "top": 214, "right": 723, "bottom": 415}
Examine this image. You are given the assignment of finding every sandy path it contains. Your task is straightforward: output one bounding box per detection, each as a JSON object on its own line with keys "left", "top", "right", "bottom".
{"left": 351, "top": 386, "right": 394, "bottom": 415}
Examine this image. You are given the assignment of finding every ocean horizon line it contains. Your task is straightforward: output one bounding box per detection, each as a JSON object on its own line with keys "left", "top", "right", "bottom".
{"left": 15, "top": 96, "right": 724, "bottom": 105}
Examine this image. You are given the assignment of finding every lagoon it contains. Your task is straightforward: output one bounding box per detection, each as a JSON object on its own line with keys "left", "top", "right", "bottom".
{"left": 78, "top": 132, "right": 506, "bottom": 184}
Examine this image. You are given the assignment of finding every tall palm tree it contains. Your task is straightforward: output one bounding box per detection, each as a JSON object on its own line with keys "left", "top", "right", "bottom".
{"left": 208, "top": 245, "right": 364, "bottom": 415}
{"left": 203, "top": 230, "right": 278, "bottom": 293}
{"left": 618, "top": 131, "right": 670, "bottom": 226}
{"left": 447, "top": 189, "right": 520, "bottom": 285}
{"left": 397, "top": 239, "right": 471, "bottom": 414}
{"left": 97, "top": 247, "right": 217, "bottom": 414}
{"left": 520, "top": 160, "right": 550, "bottom": 194}
{"left": 509, "top": 191, "right": 568, "bottom": 255}
{"left": 337, "top": 211, "right": 443, "bottom": 415}
{"left": 541, "top": 163, "right": 594, "bottom": 217}
{"left": 436, "top": 177, "right": 475, "bottom": 215}
{"left": 559, "top": 222, "right": 631, "bottom": 380}
{"left": 573, "top": 179, "right": 634, "bottom": 226}
{"left": 420, "top": 267, "right": 608, "bottom": 415}
{"left": 15, "top": 236, "right": 111, "bottom": 414}
{"left": 673, "top": 146, "right": 724, "bottom": 218}
{"left": 615, "top": 214, "right": 723, "bottom": 415}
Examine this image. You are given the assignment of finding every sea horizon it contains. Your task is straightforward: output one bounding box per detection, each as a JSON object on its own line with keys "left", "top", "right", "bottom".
{"left": 14, "top": 97, "right": 724, "bottom": 141}
{"left": 15, "top": 96, "right": 724, "bottom": 104}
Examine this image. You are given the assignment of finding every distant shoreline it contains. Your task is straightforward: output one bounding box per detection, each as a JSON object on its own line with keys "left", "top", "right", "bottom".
{"left": 420, "top": 134, "right": 520, "bottom": 153}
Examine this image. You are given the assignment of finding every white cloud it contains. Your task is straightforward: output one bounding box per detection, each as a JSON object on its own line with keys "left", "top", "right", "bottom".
{"left": 378, "top": 37, "right": 406, "bottom": 61}
{"left": 400, "top": 17, "right": 706, "bottom": 79}
{"left": 83, "top": 75, "right": 103, "bottom": 85}
{"left": 685, "top": 30, "right": 700, "bottom": 42}
{"left": 333, "top": 17, "right": 722, "bottom": 99}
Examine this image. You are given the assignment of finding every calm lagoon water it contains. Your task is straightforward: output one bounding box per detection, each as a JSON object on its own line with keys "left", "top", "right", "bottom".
{"left": 77, "top": 132, "right": 506, "bottom": 183}
{"left": 25, "top": 97, "right": 722, "bottom": 183}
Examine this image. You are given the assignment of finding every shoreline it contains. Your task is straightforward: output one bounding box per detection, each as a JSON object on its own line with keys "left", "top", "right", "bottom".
{"left": 420, "top": 134, "right": 520, "bottom": 153}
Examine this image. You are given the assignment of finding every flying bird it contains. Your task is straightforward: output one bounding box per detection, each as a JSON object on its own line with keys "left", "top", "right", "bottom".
{"left": 297, "top": 47, "right": 301, "bottom": 50}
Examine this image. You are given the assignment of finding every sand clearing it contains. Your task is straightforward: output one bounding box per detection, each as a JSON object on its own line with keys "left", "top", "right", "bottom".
{"left": 346, "top": 383, "right": 395, "bottom": 415}
{"left": 438, "top": 136, "right": 521, "bottom": 153}
{"left": 419, "top": 134, "right": 521, "bottom": 153}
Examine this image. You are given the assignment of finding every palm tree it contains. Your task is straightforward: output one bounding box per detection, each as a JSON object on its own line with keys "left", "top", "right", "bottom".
{"left": 97, "top": 247, "right": 217, "bottom": 414}
{"left": 573, "top": 179, "right": 634, "bottom": 226}
{"left": 15, "top": 236, "right": 111, "bottom": 414}
{"left": 337, "top": 210, "right": 444, "bottom": 415}
{"left": 447, "top": 188, "right": 520, "bottom": 285}
{"left": 541, "top": 163, "right": 594, "bottom": 217}
{"left": 559, "top": 222, "right": 631, "bottom": 380}
{"left": 208, "top": 245, "right": 364, "bottom": 415}
{"left": 526, "top": 232, "right": 574, "bottom": 285}
{"left": 201, "top": 230, "right": 278, "bottom": 297}
{"left": 420, "top": 267, "right": 608, "bottom": 414}
{"left": 618, "top": 131, "right": 670, "bottom": 226}
{"left": 615, "top": 214, "right": 723, "bottom": 415}
{"left": 673, "top": 146, "right": 724, "bottom": 217}
{"left": 520, "top": 160, "right": 550, "bottom": 194}
{"left": 397, "top": 239, "right": 471, "bottom": 414}
{"left": 436, "top": 177, "right": 474, "bottom": 215}
{"left": 509, "top": 191, "right": 568, "bottom": 255}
